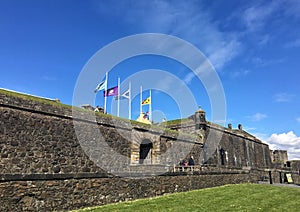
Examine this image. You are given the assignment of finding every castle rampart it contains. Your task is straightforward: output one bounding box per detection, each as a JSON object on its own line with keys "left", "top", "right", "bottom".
{"left": 0, "top": 89, "right": 298, "bottom": 211}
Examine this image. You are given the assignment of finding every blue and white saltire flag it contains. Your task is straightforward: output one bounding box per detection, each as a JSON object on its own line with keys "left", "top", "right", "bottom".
{"left": 94, "top": 80, "right": 107, "bottom": 93}
{"left": 121, "top": 88, "right": 130, "bottom": 99}
{"left": 115, "top": 88, "right": 130, "bottom": 100}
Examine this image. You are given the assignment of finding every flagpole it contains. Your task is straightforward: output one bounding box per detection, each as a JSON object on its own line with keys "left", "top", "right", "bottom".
{"left": 149, "top": 89, "right": 152, "bottom": 123}
{"left": 140, "top": 85, "right": 142, "bottom": 115}
{"left": 104, "top": 71, "right": 108, "bottom": 114}
{"left": 117, "top": 76, "right": 120, "bottom": 117}
{"left": 129, "top": 81, "right": 131, "bottom": 120}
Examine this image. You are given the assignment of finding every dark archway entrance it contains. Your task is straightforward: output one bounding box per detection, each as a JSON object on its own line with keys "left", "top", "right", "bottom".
{"left": 139, "top": 139, "right": 153, "bottom": 164}
{"left": 220, "top": 148, "right": 225, "bottom": 165}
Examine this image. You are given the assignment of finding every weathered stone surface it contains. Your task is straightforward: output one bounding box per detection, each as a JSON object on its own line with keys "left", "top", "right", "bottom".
{"left": 0, "top": 90, "right": 298, "bottom": 211}
{"left": 0, "top": 173, "right": 254, "bottom": 211}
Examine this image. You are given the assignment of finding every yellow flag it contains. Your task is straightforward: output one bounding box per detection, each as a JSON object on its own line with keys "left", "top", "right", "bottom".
{"left": 142, "top": 97, "right": 150, "bottom": 105}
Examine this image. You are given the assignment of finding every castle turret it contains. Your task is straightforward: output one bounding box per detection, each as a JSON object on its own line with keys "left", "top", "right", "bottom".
{"left": 194, "top": 107, "right": 206, "bottom": 130}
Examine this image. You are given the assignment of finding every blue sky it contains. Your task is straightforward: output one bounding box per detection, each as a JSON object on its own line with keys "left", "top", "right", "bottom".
{"left": 1, "top": 0, "right": 300, "bottom": 159}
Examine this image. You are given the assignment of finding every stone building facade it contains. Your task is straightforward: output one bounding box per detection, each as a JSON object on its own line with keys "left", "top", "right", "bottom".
{"left": 0, "top": 89, "right": 298, "bottom": 211}
{"left": 165, "top": 109, "right": 272, "bottom": 168}
{"left": 270, "top": 150, "right": 288, "bottom": 164}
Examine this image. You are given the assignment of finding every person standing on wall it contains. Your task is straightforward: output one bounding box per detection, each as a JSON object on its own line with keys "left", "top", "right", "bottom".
{"left": 188, "top": 156, "right": 195, "bottom": 166}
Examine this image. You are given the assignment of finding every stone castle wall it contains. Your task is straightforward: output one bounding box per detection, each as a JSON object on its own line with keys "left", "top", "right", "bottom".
{"left": 165, "top": 120, "right": 272, "bottom": 169}
{"left": 0, "top": 172, "right": 253, "bottom": 211}
{"left": 0, "top": 90, "right": 297, "bottom": 211}
{"left": 205, "top": 126, "right": 272, "bottom": 168}
{"left": 0, "top": 91, "right": 200, "bottom": 176}
{"left": 288, "top": 160, "right": 300, "bottom": 184}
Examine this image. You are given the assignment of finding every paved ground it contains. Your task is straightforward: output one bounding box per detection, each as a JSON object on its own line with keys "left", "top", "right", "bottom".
{"left": 258, "top": 181, "right": 300, "bottom": 188}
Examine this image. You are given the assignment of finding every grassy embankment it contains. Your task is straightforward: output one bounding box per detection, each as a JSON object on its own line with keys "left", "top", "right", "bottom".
{"left": 75, "top": 183, "right": 300, "bottom": 212}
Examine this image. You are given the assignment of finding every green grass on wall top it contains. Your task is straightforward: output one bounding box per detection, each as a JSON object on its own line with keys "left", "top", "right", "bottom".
{"left": 0, "top": 88, "right": 198, "bottom": 140}
{"left": 0, "top": 88, "right": 71, "bottom": 109}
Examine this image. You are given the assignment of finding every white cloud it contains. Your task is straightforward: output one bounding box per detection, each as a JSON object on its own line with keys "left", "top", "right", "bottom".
{"left": 266, "top": 131, "right": 300, "bottom": 160}
{"left": 207, "top": 40, "right": 241, "bottom": 70}
{"left": 230, "top": 69, "right": 250, "bottom": 78}
{"left": 297, "top": 117, "right": 300, "bottom": 123}
{"left": 183, "top": 60, "right": 212, "bottom": 84}
{"left": 242, "top": 1, "right": 279, "bottom": 32}
{"left": 253, "top": 132, "right": 269, "bottom": 142}
{"left": 95, "top": 0, "right": 241, "bottom": 80}
{"left": 274, "top": 92, "right": 295, "bottom": 102}
{"left": 246, "top": 113, "right": 267, "bottom": 122}
{"left": 251, "top": 57, "right": 285, "bottom": 67}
